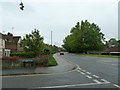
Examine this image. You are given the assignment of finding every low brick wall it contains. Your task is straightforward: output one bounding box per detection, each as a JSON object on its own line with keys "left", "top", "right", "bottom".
{"left": 2, "top": 56, "right": 50, "bottom": 69}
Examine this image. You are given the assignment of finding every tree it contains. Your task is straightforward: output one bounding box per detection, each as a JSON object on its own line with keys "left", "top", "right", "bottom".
{"left": 20, "top": 29, "right": 44, "bottom": 56}
{"left": 63, "top": 20, "right": 106, "bottom": 53}
{"left": 108, "top": 38, "right": 118, "bottom": 47}
{"left": 118, "top": 40, "right": 120, "bottom": 47}
{"left": 106, "top": 38, "right": 120, "bottom": 48}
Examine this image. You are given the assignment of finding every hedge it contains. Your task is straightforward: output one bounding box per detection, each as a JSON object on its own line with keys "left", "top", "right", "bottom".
{"left": 10, "top": 52, "right": 36, "bottom": 58}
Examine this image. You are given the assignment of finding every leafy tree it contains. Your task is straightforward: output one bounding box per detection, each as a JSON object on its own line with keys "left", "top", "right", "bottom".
{"left": 20, "top": 29, "right": 44, "bottom": 56}
{"left": 106, "top": 38, "right": 120, "bottom": 48}
{"left": 63, "top": 20, "right": 106, "bottom": 53}
{"left": 108, "top": 38, "right": 118, "bottom": 47}
{"left": 118, "top": 40, "right": 120, "bottom": 47}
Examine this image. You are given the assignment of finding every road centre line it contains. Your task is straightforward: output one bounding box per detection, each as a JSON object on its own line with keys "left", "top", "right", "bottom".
{"left": 78, "top": 68, "right": 81, "bottom": 70}
{"left": 101, "top": 79, "right": 110, "bottom": 83}
{"left": 80, "top": 72, "right": 85, "bottom": 75}
{"left": 77, "top": 70, "right": 81, "bottom": 72}
{"left": 81, "top": 70, "right": 86, "bottom": 72}
{"left": 92, "top": 75, "right": 99, "bottom": 78}
{"left": 111, "top": 64, "right": 117, "bottom": 66}
{"left": 93, "top": 79, "right": 101, "bottom": 84}
{"left": 113, "top": 84, "right": 120, "bottom": 88}
{"left": 86, "top": 75, "right": 92, "bottom": 79}
{"left": 86, "top": 72, "right": 91, "bottom": 75}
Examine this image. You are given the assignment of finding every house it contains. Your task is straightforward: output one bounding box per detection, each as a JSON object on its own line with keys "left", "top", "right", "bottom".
{"left": 0, "top": 33, "right": 11, "bottom": 56}
{"left": 0, "top": 33, "right": 5, "bottom": 57}
{"left": 2, "top": 32, "right": 22, "bottom": 53}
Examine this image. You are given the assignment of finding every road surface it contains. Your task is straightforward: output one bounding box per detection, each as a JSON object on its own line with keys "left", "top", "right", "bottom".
{"left": 2, "top": 53, "right": 119, "bottom": 88}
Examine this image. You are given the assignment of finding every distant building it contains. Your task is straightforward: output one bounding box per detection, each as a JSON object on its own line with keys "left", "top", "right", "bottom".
{"left": 2, "top": 32, "right": 22, "bottom": 53}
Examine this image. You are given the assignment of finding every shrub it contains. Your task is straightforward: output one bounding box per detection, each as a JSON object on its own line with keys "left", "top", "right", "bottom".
{"left": 48, "top": 54, "right": 58, "bottom": 66}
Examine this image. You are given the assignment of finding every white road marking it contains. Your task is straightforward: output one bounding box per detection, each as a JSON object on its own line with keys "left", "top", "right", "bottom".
{"left": 111, "top": 64, "right": 117, "bottom": 66}
{"left": 93, "top": 79, "right": 101, "bottom": 84}
{"left": 77, "top": 70, "right": 81, "bottom": 72}
{"left": 78, "top": 68, "right": 81, "bottom": 70}
{"left": 101, "top": 79, "right": 110, "bottom": 83}
{"left": 80, "top": 72, "right": 85, "bottom": 75}
{"left": 35, "top": 82, "right": 107, "bottom": 88}
{"left": 113, "top": 84, "right": 120, "bottom": 88}
{"left": 86, "top": 72, "right": 91, "bottom": 75}
{"left": 92, "top": 75, "right": 99, "bottom": 78}
{"left": 81, "top": 70, "right": 86, "bottom": 72}
{"left": 86, "top": 75, "right": 92, "bottom": 79}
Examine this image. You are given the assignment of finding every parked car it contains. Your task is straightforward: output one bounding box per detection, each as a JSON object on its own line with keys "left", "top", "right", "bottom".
{"left": 60, "top": 52, "right": 64, "bottom": 55}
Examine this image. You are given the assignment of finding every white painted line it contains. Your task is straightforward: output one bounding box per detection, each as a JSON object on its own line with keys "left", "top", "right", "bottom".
{"left": 80, "top": 72, "right": 85, "bottom": 75}
{"left": 111, "top": 64, "right": 117, "bottom": 66}
{"left": 81, "top": 70, "right": 86, "bottom": 72}
{"left": 86, "top": 72, "right": 91, "bottom": 75}
{"left": 92, "top": 75, "right": 99, "bottom": 78}
{"left": 101, "top": 79, "right": 110, "bottom": 83}
{"left": 77, "top": 70, "right": 81, "bottom": 72}
{"left": 93, "top": 79, "right": 101, "bottom": 84}
{"left": 113, "top": 84, "right": 120, "bottom": 88}
{"left": 78, "top": 68, "right": 81, "bottom": 70}
{"left": 86, "top": 75, "right": 92, "bottom": 79}
{"left": 35, "top": 82, "right": 105, "bottom": 88}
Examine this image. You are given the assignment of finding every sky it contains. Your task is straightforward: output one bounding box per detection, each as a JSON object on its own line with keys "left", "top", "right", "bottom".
{"left": 0, "top": 0, "right": 119, "bottom": 47}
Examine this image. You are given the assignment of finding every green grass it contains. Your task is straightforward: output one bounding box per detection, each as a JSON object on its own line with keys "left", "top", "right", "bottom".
{"left": 79, "top": 54, "right": 120, "bottom": 58}
{"left": 48, "top": 54, "right": 58, "bottom": 66}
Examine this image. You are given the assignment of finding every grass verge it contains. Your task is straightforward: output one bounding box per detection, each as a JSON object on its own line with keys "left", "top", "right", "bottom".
{"left": 80, "top": 54, "right": 120, "bottom": 58}
{"left": 48, "top": 54, "right": 58, "bottom": 66}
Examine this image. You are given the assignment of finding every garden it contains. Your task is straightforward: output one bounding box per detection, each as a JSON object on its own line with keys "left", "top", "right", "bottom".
{"left": 2, "top": 29, "right": 59, "bottom": 69}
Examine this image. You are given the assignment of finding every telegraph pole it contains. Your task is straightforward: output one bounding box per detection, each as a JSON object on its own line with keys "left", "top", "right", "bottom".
{"left": 51, "top": 31, "right": 52, "bottom": 46}
{"left": 12, "top": 27, "right": 14, "bottom": 34}
{"left": 50, "top": 31, "right": 53, "bottom": 55}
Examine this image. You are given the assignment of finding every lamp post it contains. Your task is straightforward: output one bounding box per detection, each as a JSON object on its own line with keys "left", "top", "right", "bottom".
{"left": 50, "top": 31, "right": 53, "bottom": 55}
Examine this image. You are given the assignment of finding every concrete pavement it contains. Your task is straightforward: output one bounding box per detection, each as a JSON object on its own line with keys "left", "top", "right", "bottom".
{"left": 1, "top": 53, "right": 77, "bottom": 76}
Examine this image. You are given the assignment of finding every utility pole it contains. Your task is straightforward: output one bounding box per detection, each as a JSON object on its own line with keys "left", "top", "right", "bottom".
{"left": 51, "top": 31, "right": 52, "bottom": 46}
{"left": 12, "top": 27, "right": 14, "bottom": 34}
{"left": 50, "top": 31, "right": 53, "bottom": 55}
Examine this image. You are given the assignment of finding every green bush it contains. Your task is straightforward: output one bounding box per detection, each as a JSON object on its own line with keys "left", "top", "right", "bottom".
{"left": 41, "top": 48, "right": 50, "bottom": 55}
{"left": 10, "top": 52, "right": 36, "bottom": 58}
{"left": 48, "top": 54, "right": 58, "bottom": 66}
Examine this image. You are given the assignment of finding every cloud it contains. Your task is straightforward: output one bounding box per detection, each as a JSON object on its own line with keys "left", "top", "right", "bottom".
{"left": 1, "top": 0, "right": 118, "bottom": 47}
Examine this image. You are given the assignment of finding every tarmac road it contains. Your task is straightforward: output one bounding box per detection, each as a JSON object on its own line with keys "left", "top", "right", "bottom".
{"left": 2, "top": 53, "right": 119, "bottom": 89}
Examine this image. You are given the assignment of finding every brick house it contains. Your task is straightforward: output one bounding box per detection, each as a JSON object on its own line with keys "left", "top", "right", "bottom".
{"left": 0, "top": 33, "right": 11, "bottom": 56}
{"left": 0, "top": 33, "right": 5, "bottom": 57}
{"left": 2, "top": 32, "right": 22, "bottom": 52}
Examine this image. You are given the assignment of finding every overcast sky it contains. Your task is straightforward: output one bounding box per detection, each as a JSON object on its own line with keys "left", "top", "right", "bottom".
{"left": 0, "top": 0, "right": 119, "bottom": 47}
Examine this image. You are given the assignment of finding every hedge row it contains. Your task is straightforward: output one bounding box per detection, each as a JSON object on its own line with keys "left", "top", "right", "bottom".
{"left": 10, "top": 52, "right": 36, "bottom": 58}
{"left": 10, "top": 50, "right": 57, "bottom": 58}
